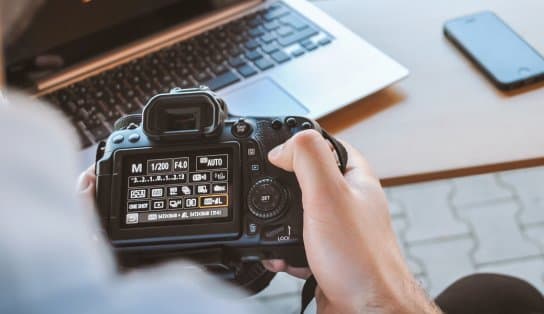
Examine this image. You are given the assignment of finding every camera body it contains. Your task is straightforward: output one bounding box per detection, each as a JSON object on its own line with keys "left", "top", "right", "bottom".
{"left": 96, "top": 87, "right": 344, "bottom": 270}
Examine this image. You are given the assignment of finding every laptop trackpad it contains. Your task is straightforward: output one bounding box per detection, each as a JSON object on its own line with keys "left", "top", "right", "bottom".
{"left": 221, "top": 78, "right": 308, "bottom": 116}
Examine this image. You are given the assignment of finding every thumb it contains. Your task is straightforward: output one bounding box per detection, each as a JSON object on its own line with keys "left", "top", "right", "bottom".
{"left": 267, "top": 130, "right": 347, "bottom": 206}
{"left": 77, "top": 164, "right": 96, "bottom": 194}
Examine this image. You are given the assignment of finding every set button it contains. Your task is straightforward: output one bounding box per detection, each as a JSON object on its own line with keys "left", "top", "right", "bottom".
{"left": 247, "top": 178, "right": 288, "bottom": 219}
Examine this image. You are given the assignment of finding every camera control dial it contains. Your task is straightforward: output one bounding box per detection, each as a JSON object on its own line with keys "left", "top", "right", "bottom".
{"left": 248, "top": 178, "right": 288, "bottom": 219}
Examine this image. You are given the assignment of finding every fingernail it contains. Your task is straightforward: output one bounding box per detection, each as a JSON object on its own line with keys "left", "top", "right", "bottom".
{"left": 268, "top": 144, "right": 284, "bottom": 159}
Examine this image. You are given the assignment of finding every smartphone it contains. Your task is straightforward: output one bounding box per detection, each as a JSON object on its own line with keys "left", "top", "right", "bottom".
{"left": 444, "top": 11, "right": 544, "bottom": 90}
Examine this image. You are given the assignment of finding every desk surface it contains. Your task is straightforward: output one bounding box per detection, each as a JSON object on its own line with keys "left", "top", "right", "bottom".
{"left": 313, "top": 0, "right": 544, "bottom": 186}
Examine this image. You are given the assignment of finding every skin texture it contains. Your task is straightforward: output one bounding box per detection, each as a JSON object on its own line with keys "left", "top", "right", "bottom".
{"left": 78, "top": 131, "right": 441, "bottom": 314}
{"left": 262, "top": 130, "right": 442, "bottom": 314}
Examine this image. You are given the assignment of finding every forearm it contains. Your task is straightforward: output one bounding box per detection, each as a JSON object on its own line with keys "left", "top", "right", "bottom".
{"left": 317, "top": 273, "right": 442, "bottom": 314}
{"left": 315, "top": 242, "right": 442, "bottom": 314}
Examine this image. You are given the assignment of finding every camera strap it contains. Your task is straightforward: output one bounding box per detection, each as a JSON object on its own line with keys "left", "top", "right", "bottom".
{"left": 300, "top": 275, "right": 318, "bottom": 313}
{"left": 299, "top": 130, "right": 348, "bottom": 313}
{"left": 321, "top": 130, "right": 348, "bottom": 173}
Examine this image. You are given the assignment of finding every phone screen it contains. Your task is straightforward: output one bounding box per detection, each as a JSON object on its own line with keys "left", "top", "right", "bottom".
{"left": 444, "top": 11, "right": 544, "bottom": 89}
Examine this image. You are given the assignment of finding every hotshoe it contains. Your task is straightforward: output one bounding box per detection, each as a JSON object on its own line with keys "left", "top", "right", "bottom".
{"left": 95, "top": 87, "right": 347, "bottom": 291}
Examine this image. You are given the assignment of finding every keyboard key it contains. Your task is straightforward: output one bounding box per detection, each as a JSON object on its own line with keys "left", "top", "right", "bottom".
{"left": 276, "top": 26, "right": 294, "bottom": 37}
{"left": 204, "top": 70, "right": 240, "bottom": 91}
{"left": 264, "top": 20, "right": 280, "bottom": 31}
{"left": 178, "top": 79, "right": 193, "bottom": 89}
{"left": 125, "top": 89, "right": 136, "bottom": 99}
{"left": 209, "top": 53, "right": 224, "bottom": 64}
{"left": 260, "top": 32, "right": 277, "bottom": 44}
{"left": 261, "top": 43, "right": 280, "bottom": 54}
{"left": 104, "top": 106, "right": 123, "bottom": 122}
{"left": 254, "top": 58, "right": 275, "bottom": 71}
{"left": 246, "top": 15, "right": 263, "bottom": 27}
{"left": 231, "top": 34, "right": 245, "bottom": 44}
{"left": 227, "top": 45, "right": 243, "bottom": 56}
{"left": 277, "top": 27, "right": 318, "bottom": 46}
{"left": 301, "top": 39, "right": 318, "bottom": 51}
{"left": 244, "top": 39, "right": 260, "bottom": 50}
{"left": 263, "top": 6, "right": 290, "bottom": 21}
{"left": 229, "top": 56, "right": 246, "bottom": 67}
{"left": 248, "top": 26, "right": 265, "bottom": 37}
{"left": 270, "top": 50, "right": 291, "bottom": 64}
{"left": 120, "top": 101, "right": 137, "bottom": 113}
{"left": 245, "top": 50, "right": 263, "bottom": 61}
{"left": 194, "top": 71, "right": 212, "bottom": 83}
{"left": 77, "top": 107, "right": 90, "bottom": 120}
{"left": 237, "top": 64, "right": 258, "bottom": 78}
{"left": 228, "top": 23, "right": 245, "bottom": 34}
{"left": 319, "top": 38, "right": 332, "bottom": 46}
{"left": 212, "top": 63, "right": 229, "bottom": 75}
{"left": 279, "top": 15, "right": 309, "bottom": 30}
{"left": 89, "top": 124, "right": 110, "bottom": 141}
{"left": 63, "top": 101, "right": 78, "bottom": 114}
{"left": 292, "top": 48, "right": 306, "bottom": 57}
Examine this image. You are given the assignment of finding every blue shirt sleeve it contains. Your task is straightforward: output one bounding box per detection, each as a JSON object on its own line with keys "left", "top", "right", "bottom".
{"left": 0, "top": 92, "right": 267, "bottom": 314}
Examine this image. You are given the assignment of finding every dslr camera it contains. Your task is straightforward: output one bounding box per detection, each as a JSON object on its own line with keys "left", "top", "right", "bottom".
{"left": 95, "top": 87, "right": 347, "bottom": 290}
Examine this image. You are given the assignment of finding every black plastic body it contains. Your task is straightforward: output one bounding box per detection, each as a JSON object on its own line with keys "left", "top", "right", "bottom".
{"left": 444, "top": 11, "right": 544, "bottom": 90}
{"left": 96, "top": 91, "right": 323, "bottom": 268}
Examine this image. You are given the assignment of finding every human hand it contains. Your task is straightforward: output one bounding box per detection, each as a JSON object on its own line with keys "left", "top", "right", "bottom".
{"left": 263, "top": 130, "right": 441, "bottom": 314}
{"left": 76, "top": 164, "right": 98, "bottom": 217}
{"left": 77, "top": 164, "right": 96, "bottom": 199}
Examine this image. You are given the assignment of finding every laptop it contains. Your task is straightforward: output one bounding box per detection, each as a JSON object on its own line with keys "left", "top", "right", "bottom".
{"left": 5, "top": 0, "right": 408, "bottom": 164}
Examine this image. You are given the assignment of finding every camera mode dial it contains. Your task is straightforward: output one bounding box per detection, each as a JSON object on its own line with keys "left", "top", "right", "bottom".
{"left": 248, "top": 178, "right": 288, "bottom": 219}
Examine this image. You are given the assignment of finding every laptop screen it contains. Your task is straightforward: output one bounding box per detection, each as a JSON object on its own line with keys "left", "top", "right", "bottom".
{"left": 5, "top": 0, "right": 252, "bottom": 89}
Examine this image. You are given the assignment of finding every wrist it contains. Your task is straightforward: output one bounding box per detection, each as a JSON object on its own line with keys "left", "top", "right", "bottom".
{"left": 386, "top": 277, "right": 442, "bottom": 314}
{"left": 373, "top": 265, "right": 442, "bottom": 314}
{"left": 331, "top": 253, "right": 442, "bottom": 314}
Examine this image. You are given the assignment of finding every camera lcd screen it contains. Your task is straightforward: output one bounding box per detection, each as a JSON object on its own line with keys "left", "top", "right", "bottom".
{"left": 120, "top": 148, "right": 233, "bottom": 227}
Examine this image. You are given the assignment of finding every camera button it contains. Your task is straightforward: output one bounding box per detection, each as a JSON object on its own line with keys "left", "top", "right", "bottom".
{"left": 271, "top": 119, "right": 283, "bottom": 129}
{"left": 246, "top": 142, "right": 260, "bottom": 158}
{"left": 232, "top": 119, "right": 252, "bottom": 137}
{"left": 247, "top": 222, "right": 259, "bottom": 236}
{"left": 248, "top": 178, "right": 287, "bottom": 219}
{"left": 285, "top": 117, "right": 297, "bottom": 128}
{"left": 262, "top": 225, "right": 285, "bottom": 240}
{"left": 112, "top": 135, "right": 124, "bottom": 144}
{"left": 128, "top": 133, "right": 140, "bottom": 143}
{"left": 301, "top": 122, "right": 313, "bottom": 129}
{"left": 249, "top": 163, "right": 261, "bottom": 173}
{"left": 262, "top": 224, "right": 297, "bottom": 242}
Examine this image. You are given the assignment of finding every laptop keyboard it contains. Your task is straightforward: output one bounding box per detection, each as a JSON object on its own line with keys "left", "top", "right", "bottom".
{"left": 43, "top": 2, "right": 333, "bottom": 148}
